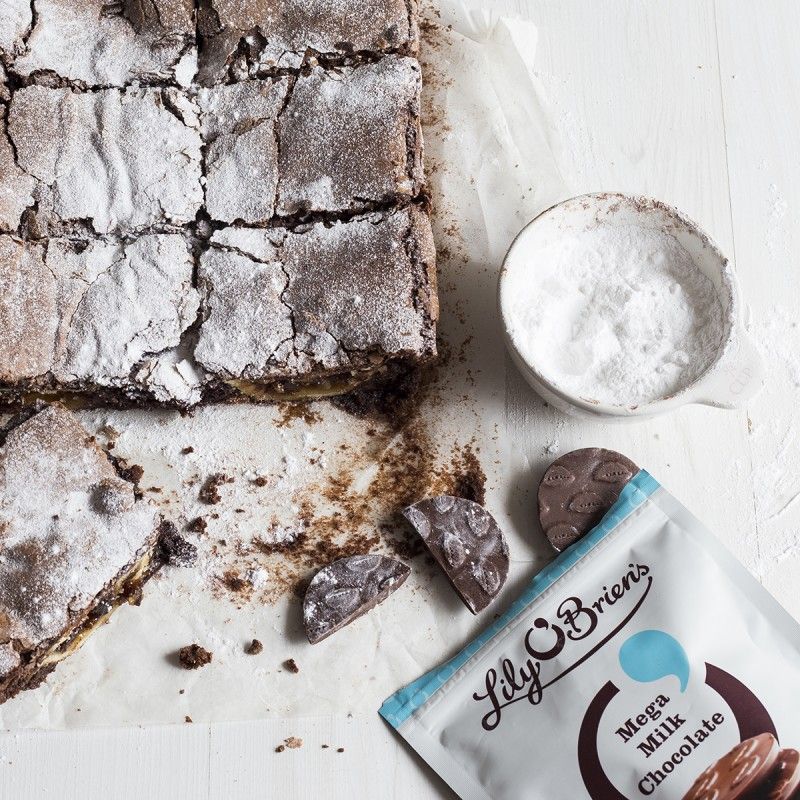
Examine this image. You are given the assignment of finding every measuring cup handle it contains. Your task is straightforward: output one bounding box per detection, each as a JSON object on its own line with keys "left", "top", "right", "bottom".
{"left": 691, "top": 330, "right": 764, "bottom": 409}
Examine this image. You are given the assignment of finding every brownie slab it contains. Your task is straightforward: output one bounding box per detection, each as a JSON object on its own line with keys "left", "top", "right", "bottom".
{"left": 7, "top": 0, "right": 196, "bottom": 88}
{"left": 0, "top": 404, "right": 165, "bottom": 704}
{"left": 195, "top": 206, "right": 437, "bottom": 395}
{"left": 198, "top": 57, "right": 422, "bottom": 223}
{"left": 197, "top": 0, "right": 419, "bottom": 84}
{"left": 8, "top": 86, "right": 203, "bottom": 236}
{"left": 0, "top": 234, "right": 202, "bottom": 405}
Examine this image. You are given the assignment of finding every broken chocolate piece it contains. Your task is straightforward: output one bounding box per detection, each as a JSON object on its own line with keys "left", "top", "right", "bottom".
{"left": 538, "top": 448, "right": 638, "bottom": 552}
{"left": 303, "top": 554, "right": 410, "bottom": 644}
{"left": 178, "top": 644, "right": 213, "bottom": 669}
{"left": 403, "top": 497, "right": 509, "bottom": 614}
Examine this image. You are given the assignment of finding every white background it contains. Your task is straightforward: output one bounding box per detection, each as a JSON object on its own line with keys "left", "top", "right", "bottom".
{"left": 2, "top": 0, "right": 799, "bottom": 796}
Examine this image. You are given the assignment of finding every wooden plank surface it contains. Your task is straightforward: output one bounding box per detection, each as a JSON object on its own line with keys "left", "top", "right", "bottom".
{"left": 1, "top": 1, "right": 798, "bottom": 796}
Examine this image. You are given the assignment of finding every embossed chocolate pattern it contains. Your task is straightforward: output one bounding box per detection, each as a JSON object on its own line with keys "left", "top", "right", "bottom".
{"left": 682, "top": 733, "right": 781, "bottom": 800}
{"left": 538, "top": 448, "right": 638, "bottom": 552}
{"left": 302, "top": 554, "right": 410, "bottom": 644}
{"left": 403, "top": 496, "right": 509, "bottom": 614}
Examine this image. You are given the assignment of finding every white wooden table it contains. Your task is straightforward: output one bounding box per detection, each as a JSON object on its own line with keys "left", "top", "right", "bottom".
{"left": 2, "top": 1, "right": 798, "bottom": 796}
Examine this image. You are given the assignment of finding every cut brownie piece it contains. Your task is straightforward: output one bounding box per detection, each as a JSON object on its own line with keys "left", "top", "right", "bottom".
{"left": 0, "top": 404, "right": 166, "bottom": 704}
{"left": 198, "top": 78, "right": 289, "bottom": 225}
{"left": 7, "top": 86, "right": 203, "bottom": 236}
{"left": 195, "top": 205, "right": 437, "bottom": 397}
{"left": 196, "top": 0, "right": 419, "bottom": 84}
{"left": 277, "top": 57, "right": 423, "bottom": 217}
{"left": 8, "top": 0, "right": 196, "bottom": 88}
{"left": 198, "top": 57, "right": 422, "bottom": 223}
{"left": 0, "top": 234, "right": 202, "bottom": 406}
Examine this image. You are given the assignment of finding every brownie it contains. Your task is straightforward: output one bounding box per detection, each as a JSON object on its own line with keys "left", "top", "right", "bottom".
{"left": 0, "top": 234, "right": 202, "bottom": 406}
{"left": 7, "top": 86, "right": 203, "bottom": 237}
{"left": 196, "top": 0, "right": 419, "bottom": 84}
{"left": 0, "top": 0, "right": 436, "bottom": 408}
{"left": 198, "top": 78, "right": 289, "bottom": 225}
{"left": 194, "top": 206, "right": 437, "bottom": 395}
{"left": 199, "top": 57, "right": 422, "bottom": 223}
{"left": 276, "top": 57, "right": 423, "bottom": 217}
{"left": 0, "top": 404, "right": 167, "bottom": 704}
{"left": 9, "top": 0, "right": 196, "bottom": 88}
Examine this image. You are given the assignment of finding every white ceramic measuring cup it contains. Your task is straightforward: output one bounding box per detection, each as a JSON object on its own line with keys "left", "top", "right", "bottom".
{"left": 498, "top": 192, "right": 763, "bottom": 420}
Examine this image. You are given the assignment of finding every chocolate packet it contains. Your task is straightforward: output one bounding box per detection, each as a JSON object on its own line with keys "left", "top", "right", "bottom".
{"left": 380, "top": 471, "right": 800, "bottom": 799}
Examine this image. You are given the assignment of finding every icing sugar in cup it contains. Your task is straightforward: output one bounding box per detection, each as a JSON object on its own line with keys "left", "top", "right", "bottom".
{"left": 499, "top": 193, "right": 763, "bottom": 419}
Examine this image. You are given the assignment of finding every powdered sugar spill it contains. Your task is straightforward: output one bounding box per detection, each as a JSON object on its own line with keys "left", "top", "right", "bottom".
{"left": 506, "top": 223, "right": 725, "bottom": 406}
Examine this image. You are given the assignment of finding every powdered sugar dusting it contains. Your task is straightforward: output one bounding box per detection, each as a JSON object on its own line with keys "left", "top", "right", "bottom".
{"left": 8, "top": 86, "right": 203, "bottom": 235}
{"left": 277, "top": 57, "right": 422, "bottom": 215}
{"left": 0, "top": 405, "right": 159, "bottom": 650}
{"left": 13, "top": 0, "right": 194, "bottom": 87}
{"left": 506, "top": 223, "right": 725, "bottom": 406}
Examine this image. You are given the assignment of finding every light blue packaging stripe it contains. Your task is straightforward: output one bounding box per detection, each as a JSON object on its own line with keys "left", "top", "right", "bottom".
{"left": 379, "top": 469, "right": 661, "bottom": 729}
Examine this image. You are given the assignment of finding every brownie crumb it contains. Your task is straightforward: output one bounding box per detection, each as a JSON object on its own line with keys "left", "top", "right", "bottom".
{"left": 253, "top": 476, "right": 269, "bottom": 487}
{"left": 188, "top": 516, "right": 208, "bottom": 534}
{"left": 321, "top": 744, "right": 329, "bottom": 749}
{"left": 179, "top": 689, "right": 185, "bottom": 695}
{"left": 285, "top": 737, "right": 303, "bottom": 749}
{"left": 199, "top": 473, "right": 232, "bottom": 505}
{"left": 275, "top": 745, "right": 285, "bottom": 753}
{"left": 178, "top": 644, "right": 213, "bottom": 669}
{"left": 185, "top": 715, "right": 192, "bottom": 723}
{"left": 181, "top": 446, "right": 195, "bottom": 455}
{"left": 245, "top": 639, "right": 263, "bottom": 655}
{"left": 157, "top": 520, "right": 198, "bottom": 567}
{"left": 337, "top": 747, "right": 345, "bottom": 753}
{"left": 283, "top": 658, "right": 299, "bottom": 673}
{"left": 120, "top": 463, "right": 145, "bottom": 485}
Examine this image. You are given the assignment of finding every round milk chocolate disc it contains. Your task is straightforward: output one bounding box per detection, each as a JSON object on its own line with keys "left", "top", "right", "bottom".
{"left": 682, "top": 733, "right": 781, "bottom": 800}
{"left": 403, "top": 496, "right": 509, "bottom": 614}
{"left": 538, "top": 448, "right": 638, "bottom": 552}
{"left": 302, "top": 554, "right": 410, "bottom": 644}
{"left": 767, "top": 749, "right": 800, "bottom": 800}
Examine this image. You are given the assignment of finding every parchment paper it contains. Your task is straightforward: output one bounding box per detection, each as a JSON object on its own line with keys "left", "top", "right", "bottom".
{"left": 0, "top": 0, "right": 569, "bottom": 730}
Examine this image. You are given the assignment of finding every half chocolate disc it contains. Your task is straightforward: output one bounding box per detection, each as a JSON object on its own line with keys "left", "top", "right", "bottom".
{"left": 403, "top": 496, "right": 509, "bottom": 614}
{"left": 302, "top": 554, "right": 410, "bottom": 644}
{"left": 538, "top": 447, "right": 638, "bottom": 552}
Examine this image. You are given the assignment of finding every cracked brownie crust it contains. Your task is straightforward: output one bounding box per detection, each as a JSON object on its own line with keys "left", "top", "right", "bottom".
{"left": 196, "top": 0, "right": 419, "bottom": 84}
{"left": 0, "top": 404, "right": 168, "bottom": 704}
{"left": 0, "top": 0, "right": 436, "bottom": 409}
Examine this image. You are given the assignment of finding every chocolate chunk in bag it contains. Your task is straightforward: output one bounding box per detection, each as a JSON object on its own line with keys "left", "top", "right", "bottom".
{"left": 682, "top": 733, "right": 781, "bottom": 800}
{"left": 403, "top": 496, "right": 509, "bottom": 614}
{"left": 303, "top": 555, "right": 410, "bottom": 644}
{"left": 538, "top": 448, "right": 638, "bottom": 552}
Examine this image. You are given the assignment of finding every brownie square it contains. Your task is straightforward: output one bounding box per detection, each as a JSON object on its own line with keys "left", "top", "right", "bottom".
{"left": 7, "top": 86, "right": 203, "bottom": 236}
{"left": 199, "top": 78, "right": 289, "bottom": 224}
{"left": 0, "top": 234, "right": 201, "bottom": 405}
{"left": 276, "top": 57, "right": 423, "bottom": 216}
{"left": 0, "top": 404, "right": 165, "bottom": 704}
{"left": 8, "top": 0, "right": 196, "bottom": 88}
{"left": 197, "top": 0, "right": 419, "bottom": 84}
{"left": 195, "top": 205, "right": 437, "bottom": 393}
